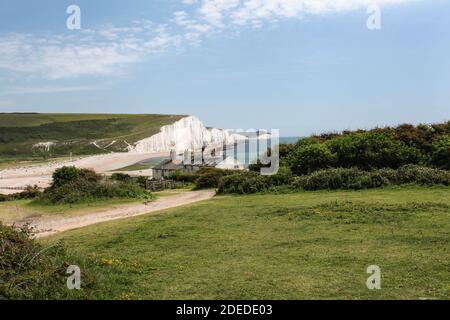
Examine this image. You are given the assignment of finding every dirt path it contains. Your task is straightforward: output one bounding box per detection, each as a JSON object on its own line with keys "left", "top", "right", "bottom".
{"left": 16, "top": 190, "right": 215, "bottom": 238}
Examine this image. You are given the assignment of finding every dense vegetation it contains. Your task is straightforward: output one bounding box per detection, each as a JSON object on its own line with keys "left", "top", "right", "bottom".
{"left": 170, "top": 167, "right": 235, "bottom": 190}
{"left": 287, "top": 121, "right": 450, "bottom": 173}
{"left": 218, "top": 165, "right": 450, "bottom": 194}
{"left": 38, "top": 167, "right": 152, "bottom": 204}
{"left": 217, "top": 122, "right": 450, "bottom": 194}
{"left": 0, "top": 223, "right": 94, "bottom": 299}
{"left": 0, "top": 185, "right": 42, "bottom": 202}
{"left": 0, "top": 113, "right": 185, "bottom": 159}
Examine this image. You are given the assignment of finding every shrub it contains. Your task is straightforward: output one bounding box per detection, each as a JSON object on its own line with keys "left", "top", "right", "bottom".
{"left": 267, "top": 166, "right": 294, "bottom": 186}
{"left": 194, "top": 168, "right": 234, "bottom": 190}
{"left": 0, "top": 223, "right": 94, "bottom": 299}
{"left": 41, "top": 179, "right": 151, "bottom": 204}
{"left": 136, "top": 176, "right": 149, "bottom": 189}
{"left": 395, "top": 165, "right": 450, "bottom": 185}
{"left": 0, "top": 194, "right": 11, "bottom": 202}
{"left": 0, "top": 185, "right": 42, "bottom": 202}
{"left": 194, "top": 172, "right": 222, "bottom": 189}
{"left": 218, "top": 172, "right": 270, "bottom": 194}
{"left": 287, "top": 143, "right": 336, "bottom": 175}
{"left": 41, "top": 166, "right": 151, "bottom": 204}
{"left": 430, "top": 135, "right": 450, "bottom": 170}
{"left": 17, "top": 185, "right": 42, "bottom": 199}
{"left": 291, "top": 168, "right": 377, "bottom": 191}
{"left": 51, "top": 166, "right": 101, "bottom": 188}
{"left": 279, "top": 143, "right": 296, "bottom": 159}
{"left": 170, "top": 168, "right": 204, "bottom": 183}
{"left": 110, "top": 173, "right": 132, "bottom": 182}
{"left": 326, "top": 132, "right": 423, "bottom": 170}
{"left": 248, "top": 160, "right": 266, "bottom": 173}
{"left": 291, "top": 166, "right": 450, "bottom": 191}
{"left": 172, "top": 172, "right": 199, "bottom": 183}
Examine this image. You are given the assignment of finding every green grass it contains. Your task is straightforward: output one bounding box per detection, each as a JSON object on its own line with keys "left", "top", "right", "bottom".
{"left": 0, "top": 113, "right": 147, "bottom": 127}
{"left": 0, "top": 113, "right": 185, "bottom": 159}
{"left": 113, "top": 164, "right": 152, "bottom": 172}
{"left": 43, "top": 186, "right": 450, "bottom": 299}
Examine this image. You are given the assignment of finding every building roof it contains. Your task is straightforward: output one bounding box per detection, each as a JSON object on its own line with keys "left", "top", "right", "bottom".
{"left": 153, "top": 159, "right": 184, "bottom": 170}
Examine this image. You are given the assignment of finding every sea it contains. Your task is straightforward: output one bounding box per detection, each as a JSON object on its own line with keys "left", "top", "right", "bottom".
{"left": 139, "top": 137, "right": 300, "bottom": 168}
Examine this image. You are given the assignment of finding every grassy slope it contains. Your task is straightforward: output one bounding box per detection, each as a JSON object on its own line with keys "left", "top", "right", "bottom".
{"left": 0, "top": 113, "right": 185, "bottom": 159}
{"left": 44, "top": 186, "right": 450, "bottom": 299}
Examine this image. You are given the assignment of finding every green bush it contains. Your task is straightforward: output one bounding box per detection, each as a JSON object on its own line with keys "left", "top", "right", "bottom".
{"left": 0, "top": 194, "right": 11, "bottom": 202}
{"left": 110, "top": 173, "right": 132, "bottom": 182}
{"left": 170, "top": 170, "right": 199, "bottom": 183}
{"left": 291, "top": 166, "right": 450, "bottom": 191}
{"left": 0, "top": 223, "right": 94, "bottom": 299}
{"left": 287, "top": 143, "right": 336, "bottom": 175}
{"left": 217, "top": 167, "right": 293, "bottom": 194}
{"left": 136, "top": 176, "right": 148, "bottom": 189}
{"left": 267, "top": 166, "right": 294, "bottom": 186}
{"left": 51, "top": 166, "right": 101, "bottom": 188}
{"left": 194, "top": 168, "right": 234, "bottom": 190}
{"left": 0, "top": 185, "right": 42, "bottom": 202}
{"left": 326, "top": 132, "right": 423, "bottom": 170}
{"left": 218, "top": 165, "right": 450, "bottom": 194}
{"left": 395, "top": 165, "right": 450, "bottom": 185}
{"left": 291, "top": 168, "right": 380, "bottom": 191}
{"left": 194, "top": 172, "right": 223, "bottom": 189}
{"left": 218, "top": 172, "right": 269, "bottom": 194}
{"left": 41, "top": 166, "right": 151, "bottom": 204}
{"left": 430, "top": 135, "right": 450, "bottom": 170}
{"left": 17, "top": 185, "right": 42, "bottom": 199}
{"left": 283, "top": 123, "right": 450, "bottom": 173}
{"left": 41, "top": 179, "right": 151, "bottom": 204}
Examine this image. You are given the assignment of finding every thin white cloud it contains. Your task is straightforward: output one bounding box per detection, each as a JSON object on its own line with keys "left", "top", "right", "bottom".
{"left": 194, "top": 0, "right": 415, "bottom": 27}
{"left": 0, "top": 85, "right": 98, "bottom": 96}
{"left": 0, "top": 21, "right": 182, "bottom": 80}
{"left": 0, "top": 0, "right": 416, "bottom": 81}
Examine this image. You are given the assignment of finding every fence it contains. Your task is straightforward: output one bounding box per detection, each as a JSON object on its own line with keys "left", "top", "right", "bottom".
{"left": 146, "top": 180, "right": 186, "bottom": 192}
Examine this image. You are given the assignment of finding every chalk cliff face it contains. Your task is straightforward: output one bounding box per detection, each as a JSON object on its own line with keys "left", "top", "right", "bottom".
{"left": 128, "top": 116, "right": 245, "bottom": 153}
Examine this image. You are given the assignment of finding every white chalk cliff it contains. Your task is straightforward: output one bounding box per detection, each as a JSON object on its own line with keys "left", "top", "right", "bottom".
{"left": 128, "top": 116, "right": 246, "bottom": 153}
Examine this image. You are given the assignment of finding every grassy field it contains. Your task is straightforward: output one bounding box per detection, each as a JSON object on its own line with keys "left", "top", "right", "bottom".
{"left": 0, "top": 113, "right": 185, "bottom": 159}
{"left": 112, "top": 163, "right": 152, "bottom": 172}
{"left": 43, "top": 186, "right": 450, "bottom": 299}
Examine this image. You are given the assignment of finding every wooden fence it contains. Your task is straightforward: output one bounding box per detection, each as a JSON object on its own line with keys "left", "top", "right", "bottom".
{"left": 146, "top": 180, "right": 186, "bottom": 192}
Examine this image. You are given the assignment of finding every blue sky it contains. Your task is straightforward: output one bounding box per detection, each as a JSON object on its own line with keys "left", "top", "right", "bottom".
{"left": 0, "top": 0, "right": 449, "bottom": 136}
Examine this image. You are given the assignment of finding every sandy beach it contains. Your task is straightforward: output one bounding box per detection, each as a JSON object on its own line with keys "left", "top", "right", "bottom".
{"left": 0, "top": 152, "right": 168, "bottom": 194}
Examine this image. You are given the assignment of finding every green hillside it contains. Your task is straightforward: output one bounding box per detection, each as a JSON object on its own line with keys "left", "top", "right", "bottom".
{"left": 0, "top": 113, "right": 186, "bottom": 159}
{"left": 40, "top": 186, "right": 450, "bottom": 299}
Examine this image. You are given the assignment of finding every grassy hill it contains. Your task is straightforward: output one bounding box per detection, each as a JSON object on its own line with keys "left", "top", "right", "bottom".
{"left": 42, "top": 186, "right": 450, "bottom": 299}
{"left": 0, "top": 113, "right": 186, "bottom": 160}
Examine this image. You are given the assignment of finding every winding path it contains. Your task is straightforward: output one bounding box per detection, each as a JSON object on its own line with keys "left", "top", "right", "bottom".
{"left": 16, "top": 190, "right": 215, "bottom": 238}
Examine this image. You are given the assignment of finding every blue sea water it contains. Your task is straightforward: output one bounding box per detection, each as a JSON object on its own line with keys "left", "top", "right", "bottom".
{"left": 139, "top": 137, "right": 300, "bottom": 168}
{"left": 279, "top": 137, "right": 300, "bottom": 145}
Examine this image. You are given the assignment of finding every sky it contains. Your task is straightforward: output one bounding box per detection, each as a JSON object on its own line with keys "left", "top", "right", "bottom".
{"left": 0, "top": 0, "right": 449, "bottom": 136}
